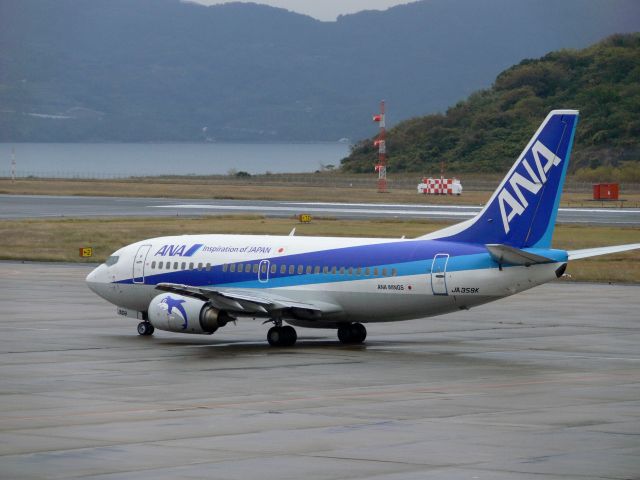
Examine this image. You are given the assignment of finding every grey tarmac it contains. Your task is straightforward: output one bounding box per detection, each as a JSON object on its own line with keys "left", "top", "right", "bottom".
{"left": 1, "top": 262, "right": 639, "bottom": 479}
{"left": 2, "top": 194, "right": 640, "bottom": 225}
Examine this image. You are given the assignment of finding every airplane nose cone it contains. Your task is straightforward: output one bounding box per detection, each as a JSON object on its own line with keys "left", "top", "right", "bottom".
{"left": 86, "top": 264, "right": 108, "bottom": 297}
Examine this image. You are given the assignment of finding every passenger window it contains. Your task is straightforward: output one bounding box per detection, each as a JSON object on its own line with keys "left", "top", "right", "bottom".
{"left": 382, "top": 268, "right": 387, "bottom": 276}
{"left": 392, "top": 268, "right": 397, "bottom": 276}
{"left": 197, "top": 262, "right": 203, "bottom": 271}
{"left": 189, "top": 262, "right": 194, "bottom": 270}
{"left": 348, "top": 267, "right": 353, "bottom": 275}
{"left": 174, "top": 262, "right": 179, "bottom": 269}
{"left": 306, "top": 265, "right": 312, "bottom": 274}
{"left": 323, "top": 266, "right": 328, "bottom": 274}
{"left": 365, "top": 267, "right": 370, "bottom": 276}
{"left": 297, "top": 265, "right": 303, "bottom": 274}
{"left": 270, "top": 264, "right": 277, "bottom": 274}
{"left": 332, "top": 267, "right": 337, "bottom": 274}
{"left": 181, "top": 262, "right": 186, "bottom": 270}
{"left": 253, "top": 264, "right": 259, "bottom": 273}
{"left": 339, "top": 267, "right": 345, "bottom": 274}
{"left": 206, "top": 263, "right": 211, "bottom": 271}
{"left": 356, "top": 267, "right": 362, "bottom": 276}
{"left": 373, "top": 267, "right": 378, "bottom": 276}
{"left": 289, "top": 265, "right": 295, "bottom": 274}
{"left": 158, "top": 261, "right": 163, "bottom": 269}
{"left": 222, "top": 264, "right": 228, "bottom": 272}
{"left": 314, "top": 266, "right": 320, "bottom": 274}
{"left": 261, "top": 263, "right": 267, "bottom": 273}
{"left": 230, "top": 264, "right": 236, "bottom": 272}
{"left": 151, "top": 261, "right": 156, "bottom": 269}
{"left": 281, "top": 264, "right": 287, "bottom": 274}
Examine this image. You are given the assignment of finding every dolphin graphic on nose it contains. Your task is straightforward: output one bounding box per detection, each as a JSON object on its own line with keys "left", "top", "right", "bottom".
{"left": 161, "top": 296, "right": 188, "bottom": 329}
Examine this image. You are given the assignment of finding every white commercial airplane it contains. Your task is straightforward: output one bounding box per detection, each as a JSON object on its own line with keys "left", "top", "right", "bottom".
{"left": 87, "top": 110, "right": 639, "bottom": 346}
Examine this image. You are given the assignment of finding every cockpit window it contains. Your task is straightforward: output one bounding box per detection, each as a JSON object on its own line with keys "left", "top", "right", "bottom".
{"left": 105, "top": 255, "right": 119, "bottom": 266}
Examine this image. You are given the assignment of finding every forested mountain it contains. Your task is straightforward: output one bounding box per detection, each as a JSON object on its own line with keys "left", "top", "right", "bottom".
{"left": 342, "top": 34, "right": 640, "bottom": 175}
{"left": 1, "top": 0, "right": 639, "bottom": 142}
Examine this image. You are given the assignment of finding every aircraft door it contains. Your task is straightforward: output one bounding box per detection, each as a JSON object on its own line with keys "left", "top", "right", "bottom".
{"left": 430, "top": 253, "right": 449, "bottom": 295}
{"left": 258, "top": 260, "right": 270, "bottom": 283}
{"left": 132, "top": 244, "right": 152, "bottom": 284}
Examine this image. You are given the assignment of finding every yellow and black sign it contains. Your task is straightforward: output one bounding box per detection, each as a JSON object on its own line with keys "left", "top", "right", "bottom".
{"left": 79, "top": 247, "right": 93, "bottom": 258}
{"left": 298, "top": 213, "right": 312, "bottom": 223}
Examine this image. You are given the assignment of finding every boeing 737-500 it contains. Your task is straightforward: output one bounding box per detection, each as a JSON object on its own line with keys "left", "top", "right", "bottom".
{"left": 86, "top": 110, "right": 639, "bottom": 346}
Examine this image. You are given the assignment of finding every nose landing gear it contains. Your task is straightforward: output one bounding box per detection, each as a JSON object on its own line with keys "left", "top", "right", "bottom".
{"left": 337, "top": 323, "right": 367, "bottom": 344}
{"left": 137, "top": 321, "right": 154, "bottom": 336}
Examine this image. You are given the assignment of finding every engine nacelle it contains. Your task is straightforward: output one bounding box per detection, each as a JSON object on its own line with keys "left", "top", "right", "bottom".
{"left": 148, "top": 293, "right": 232, "bottom": 334}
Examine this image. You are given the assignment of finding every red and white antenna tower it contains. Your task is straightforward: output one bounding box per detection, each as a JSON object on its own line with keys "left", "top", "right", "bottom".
{"left": 372, "top": 100, "right": 387, "bottom": 193}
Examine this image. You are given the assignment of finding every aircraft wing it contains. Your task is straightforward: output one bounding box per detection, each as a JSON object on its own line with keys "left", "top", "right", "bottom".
{"left": 567, "top": 243, "right": 640, "bottom": 260}
{"left": 155, "top": 282, "right": 343, "bottom": 319}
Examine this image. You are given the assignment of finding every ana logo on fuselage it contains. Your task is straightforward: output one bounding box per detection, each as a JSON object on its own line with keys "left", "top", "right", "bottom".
{"left": 498, "top": 140, "right": 561, "bottom": 234}
{"left": 154, "top": 243, "right": 203, "bottom": 257}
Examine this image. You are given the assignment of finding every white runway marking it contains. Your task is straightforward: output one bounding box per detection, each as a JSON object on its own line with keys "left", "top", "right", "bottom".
{"left": 286, "top": 201, "right": 640, "bottom": 214}
{"left": 151, "top": 203, "right": 640, "bottom": 219}
{"left": 283, "top": 201, "right": 483, "bottom": 210}
{"left": 151, "top": 204, "right": 476, "bottom": 216}
{"left": 560, "top": 207, "right": 640, "bottom": 214}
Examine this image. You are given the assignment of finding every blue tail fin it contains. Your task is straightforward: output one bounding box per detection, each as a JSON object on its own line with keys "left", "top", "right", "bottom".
{"left": 422, "top": 110, "right": 579, "bottom": 248}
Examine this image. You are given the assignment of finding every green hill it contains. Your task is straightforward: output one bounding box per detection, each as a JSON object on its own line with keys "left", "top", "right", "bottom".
{"left": 341, "top": 34, "right": 640, "bottom": 179}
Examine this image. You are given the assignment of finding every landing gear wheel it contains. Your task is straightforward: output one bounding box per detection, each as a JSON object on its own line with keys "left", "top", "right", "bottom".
{"left": 281, "top": 325, "right": 297, "bottom": 346}
{"left": 351, "top": 323, "right": 367, "bottom": 343}
{"left": 337, "top": 325, "right": 351, "bottom": 344}
{"left": 267, "top": 326, "right": 281, "bottom": 346}
{"left": 267, "top": 325, "right": 297, "bottom": 346}
{"left": 137, "top": 321, "right": 154, "bottom": 336}
{"left": 337, "top": 323, "right": 366, "bottom": 344}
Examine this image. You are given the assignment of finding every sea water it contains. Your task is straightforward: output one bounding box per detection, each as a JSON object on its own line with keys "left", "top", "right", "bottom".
{"left": 0, "top": 142, "right": 350, "bottom": 178}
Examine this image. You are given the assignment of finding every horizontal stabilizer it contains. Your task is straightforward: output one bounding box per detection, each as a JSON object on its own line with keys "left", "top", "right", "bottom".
{"left": 486, "top": 244, "right": 554, "bottom": 266}
{"left": 568, "top": 243, "right": 640, "bottom": 260}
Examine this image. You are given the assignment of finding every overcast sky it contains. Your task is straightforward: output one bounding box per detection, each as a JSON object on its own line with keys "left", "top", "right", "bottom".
{"left": 190, "top": 0, "right": 416, "bottom": 21}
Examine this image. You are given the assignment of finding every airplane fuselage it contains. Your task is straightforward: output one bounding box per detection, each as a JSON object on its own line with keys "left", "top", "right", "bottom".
{"left": 87, "top": 234, "right": 568, "bottom": 326}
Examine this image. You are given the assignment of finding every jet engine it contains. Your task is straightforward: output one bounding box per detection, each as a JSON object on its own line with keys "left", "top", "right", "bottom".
{"left": 148, "top": 293, "right": 233, "bottom": 334}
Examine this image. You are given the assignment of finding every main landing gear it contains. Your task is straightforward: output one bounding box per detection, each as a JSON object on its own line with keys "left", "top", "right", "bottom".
{"left": 137, "top": 321, "right": 154, "bottom": 336}
{"left": 266, "top": 317, "right": 297, "bottom": 347}
{"left": 267, "top": 325, "right": 297, "bottom": 347}
{"left": 337, "top": 323, "right": 367, "bottom": 345}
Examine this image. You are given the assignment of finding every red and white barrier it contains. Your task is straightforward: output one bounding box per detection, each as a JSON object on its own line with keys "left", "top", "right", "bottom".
{"left": 417, "top": 177, "right": 462, "bottom": 195}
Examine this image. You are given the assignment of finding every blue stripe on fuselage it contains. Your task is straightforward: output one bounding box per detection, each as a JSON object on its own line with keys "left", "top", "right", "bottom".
{"left": 117, "top": 238, "right": 568, "bottom": 288}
